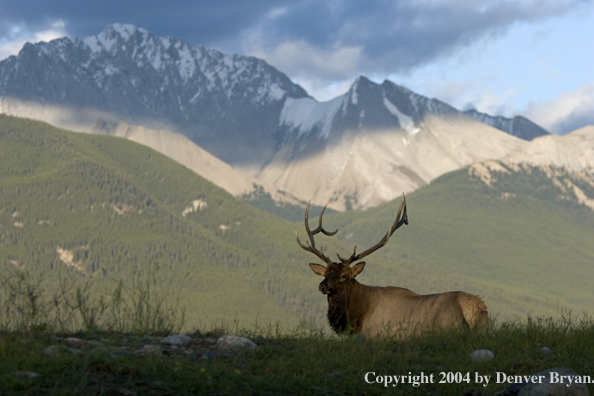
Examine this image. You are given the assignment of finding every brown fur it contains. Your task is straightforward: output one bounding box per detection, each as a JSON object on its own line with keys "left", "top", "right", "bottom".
{"left": 299, "top": 196, "right": 488, "bottom": 338}
{"left": 310, "top": 262, "right": 488, "bottom": 338}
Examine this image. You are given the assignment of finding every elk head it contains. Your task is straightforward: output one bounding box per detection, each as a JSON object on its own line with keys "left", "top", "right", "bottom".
{"left": 296, "top": 195, "right": 408, "bottom": 298}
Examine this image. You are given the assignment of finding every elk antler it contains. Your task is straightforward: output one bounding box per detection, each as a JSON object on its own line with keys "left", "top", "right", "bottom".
{"left": 295, "top": 201, "right": 337, "bottom": 264}
{"left": 337, "top": 194, "right": 408, "bottom": 266}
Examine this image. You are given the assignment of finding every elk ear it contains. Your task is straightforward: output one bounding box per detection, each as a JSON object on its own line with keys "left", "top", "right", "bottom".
{"left": 309, "top": 263, "right": 327, "bottom": 276}
{"left": 351, "top": 262, "right": 366, "bottom": 277}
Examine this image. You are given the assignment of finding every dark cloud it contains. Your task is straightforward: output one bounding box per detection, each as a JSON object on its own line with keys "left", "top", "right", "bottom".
{"left": 0, "top": 0, "right": 301, "bottom": 49}
{"left": 0, "top": 0, "right": 590, "bottom": 77}
{"left": 247, "top": 0, "right": 590, "bottom": 75}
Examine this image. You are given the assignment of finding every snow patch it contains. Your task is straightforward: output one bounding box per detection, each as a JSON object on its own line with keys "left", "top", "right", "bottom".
{"left": 111, "top": 23, "right": 139, "bottom": 41}
{"left": 267, "top": 83, "right": 286, "bottom": 101}
{"left": 279, "top": 95, "right": 344, "bottom": 139}
{"left": 383, "top": 97, "right": 415, "bottom": 132}
{"left": 176, "top": 44, "right": 196, "bottom": 81}
{"left": 351, "top": 80, "right": 359, "bottom": 105}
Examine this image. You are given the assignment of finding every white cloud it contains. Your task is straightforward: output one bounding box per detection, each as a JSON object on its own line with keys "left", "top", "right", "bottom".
{"left": 244, "top": 35, "right": 364, "bottom": 101}
{"left": 523, "top": 83, "right": 594, "bottom": 134}
{"left": 0, "top": 21, "right": 67, "bottom": 61}
{"left": 247, "top": 38, "right": 363, "bottom": 80}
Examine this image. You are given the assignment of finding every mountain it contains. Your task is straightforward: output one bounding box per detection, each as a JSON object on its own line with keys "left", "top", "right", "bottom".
{"left": 464, "top": 109, "right": 550, "bottom": 140}
{"left": 259, "top": 77, "right": 530, "bottom": 209}
{"left": 3, "top": 115, "right": 594, "bottom": 324}
{"left": 0, "top": 23, "right": 308, "bottom": 175}
{"left": 1, "top": 24, "right": 591, "bottom": 212}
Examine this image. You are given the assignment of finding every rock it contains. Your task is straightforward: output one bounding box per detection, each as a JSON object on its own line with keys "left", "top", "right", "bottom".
{"left": 63, "top": 337, "right": 102, "bottom": 348}
{"left": 142, "top": 334, "right": 162, "bottom": 342}
{"left": 540, "top": 346, "right": 553, "bottom": 355}
{"left": 43, "top": 345, "right": 61, "bottom": 356}
{"left": 118, "top": 387, "right": 137, "bottom": 396}
{"left": 141, "top": 345, "right": 162, "bottom": 355}
{"left": 184, "top": 328, "right": 201, "bottom": 337}
{"left": 217, "top": 335, "right": 257, "bottom": 351}
{"left": 470, "top": 349, "right": 495, "bottom": 363}
{"left": 108, "top": 348, "right": 133, "bottom": 358}
{"left": 201, "top": 352, "right": 215, "bottom": 360}
{"left": 160, "top": 334, "right": 192, "bottom": 346}
{"left": 496, "top": 367, "right": 590, "bottom": 396}
{"left": 67, "top": 348, "right": 83, "bottom": 356}
{"left": 14, "top": 371, "right": 41, "bottom": 378}
{"left": 64, "top": 337, "right": 84, "bottom": 346}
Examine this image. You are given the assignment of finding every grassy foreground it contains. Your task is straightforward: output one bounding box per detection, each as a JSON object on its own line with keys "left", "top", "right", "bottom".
{"left": 2, "top": 315, "right": 594, "bottom": 395}
{"left": 2, "top": 270, "right": 593, "bottom": 395}
{"left": 2, "top": 231, "right": 594, "bottom": 396}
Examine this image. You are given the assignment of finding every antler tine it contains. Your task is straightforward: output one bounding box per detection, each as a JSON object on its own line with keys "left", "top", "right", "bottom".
{"left": 341, "top": 194, "right": 408, "bottom": 266}
{"left": 312, "top": 204, "right": 338, "bottom": 236}
{"left": 337, "top": 246, "right": 357, "bottom": 264}
{"left": 295, "top": 201, "right": 337, "bottom": 264}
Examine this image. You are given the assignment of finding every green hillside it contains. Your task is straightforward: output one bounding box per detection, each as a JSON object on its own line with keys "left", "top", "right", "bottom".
{"left": 322, "top": 163, "right": 594, "bottom": 318}
{"left": 0, "top": 114, "right": 321, "bottom": 330}
{"left": 2, "top": 114, "right": 594, "bottom": 332}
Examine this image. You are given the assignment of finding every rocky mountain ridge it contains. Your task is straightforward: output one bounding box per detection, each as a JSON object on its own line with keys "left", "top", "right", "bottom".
{"left": 1, "top": 24, "right": 591, "bottom": 211}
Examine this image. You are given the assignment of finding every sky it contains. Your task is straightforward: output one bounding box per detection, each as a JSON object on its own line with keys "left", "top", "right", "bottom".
{"left": 0, "top": 0, "right": 592, "bottom": 134}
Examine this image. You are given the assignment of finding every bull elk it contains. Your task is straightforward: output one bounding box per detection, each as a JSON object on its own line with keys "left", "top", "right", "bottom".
{"left": 296, "top": 195, "right": 488, "bottom": 338}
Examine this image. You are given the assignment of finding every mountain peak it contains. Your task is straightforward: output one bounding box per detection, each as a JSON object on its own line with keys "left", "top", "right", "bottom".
{"left": 464, "top": 109, "right": 549, "bottom": 140}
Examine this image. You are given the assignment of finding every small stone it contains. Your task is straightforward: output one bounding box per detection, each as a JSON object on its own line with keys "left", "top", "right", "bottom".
{"left": 15, "top": 371, "right": 41, "bottom": 378}
{"left": 160, "top": 334, "right": 192, "bottom": 346}
{"left": 118, "top": 387, "right": 137, "bottom": 396}
{"left": 217, "top": 335, "right": 257, "bottom": 351}
{"left": 64, "top": 337, "right": 84, "bottom": 346}
{"left": 184, "top": 328, "right": 201, "bottom": 337}
{"left": 470, "top": 349, "right": 495, "bottom": 363}
{"left": 43, "top": 345, "right": 61, "bottom": 356}
{"left": 201, "top": 352, "right": 215, "bottom": 360}
{"left": 108, "top": 348, "right": 132, "bottom": 358}
{"left": 67, "top": 348, "right": 83, "bottom": 356}
{"left": 142, "top": 345, "right": 162, "bottom": 355}
{"left": 540, "top": 346, "right": 553, "bottom": 355}
{"left": 142, "top": 334, "right": 162, "bottom": 342}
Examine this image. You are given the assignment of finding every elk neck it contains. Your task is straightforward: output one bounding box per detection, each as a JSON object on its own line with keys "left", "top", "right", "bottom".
{"left": 326, "top": 279, "right": 371, "bottom": 334}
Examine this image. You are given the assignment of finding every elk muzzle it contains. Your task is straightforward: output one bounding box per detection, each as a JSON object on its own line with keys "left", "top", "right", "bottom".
{"left": 319, "top": 280, "right": 332, "bottom": 295}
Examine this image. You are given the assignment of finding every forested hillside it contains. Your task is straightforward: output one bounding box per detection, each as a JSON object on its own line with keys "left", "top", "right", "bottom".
{"left": 2, "top": 114, "right": 594, "bottom": 331}
{"left": 0, "top": 114, "right": 319, "bottom": 329}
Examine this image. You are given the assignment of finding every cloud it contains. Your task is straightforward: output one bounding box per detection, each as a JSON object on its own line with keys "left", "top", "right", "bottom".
{"left": 523, "top": 83, "right": 594, "bottom": 134}
{"left": 241, "top": 0, "right": 589, "bottom": 88}
{"left": 0, "top": 1, "right": 301, "bottom": 53}
{"left": 0, "top": 20, "right": 66, "bottom": 60}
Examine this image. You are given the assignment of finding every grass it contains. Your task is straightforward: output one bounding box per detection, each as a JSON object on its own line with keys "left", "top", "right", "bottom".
{"left": 1, "top": 270, "right": 594, "bottom": 395}
{"left": 1, "top": 314, "right": 594, "bottom": 395}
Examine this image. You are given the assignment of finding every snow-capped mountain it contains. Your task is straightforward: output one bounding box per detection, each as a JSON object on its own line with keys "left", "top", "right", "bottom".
{"left": 0, "top": 23, "right": 308, "bottom": 173}
{"left": 259, "top": 77, "right": 529, "bottom": 209}
{"left": 1, "top": 24, "right": 590, "bottom": 211}
{"left": 463, "top": 109, "right": 549, "bottom": 141}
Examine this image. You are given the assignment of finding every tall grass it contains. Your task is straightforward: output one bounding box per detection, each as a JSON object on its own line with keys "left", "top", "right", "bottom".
{"left": 0, "top": 265, "right": 186, "bottom": 335}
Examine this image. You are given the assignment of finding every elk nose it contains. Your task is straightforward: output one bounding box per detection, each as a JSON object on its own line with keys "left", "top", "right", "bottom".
{"left": 319, "top": 282, "right": 331, "bottom": 294}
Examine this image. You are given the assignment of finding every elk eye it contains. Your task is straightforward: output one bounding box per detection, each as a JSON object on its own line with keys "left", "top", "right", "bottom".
{"left": 341, "top": 273, "right": 347, "bottom": 279}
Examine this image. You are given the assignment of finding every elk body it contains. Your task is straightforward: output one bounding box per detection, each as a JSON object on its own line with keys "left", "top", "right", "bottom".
{"left": 296, "top": 195, "right": 488, "bottom": 338}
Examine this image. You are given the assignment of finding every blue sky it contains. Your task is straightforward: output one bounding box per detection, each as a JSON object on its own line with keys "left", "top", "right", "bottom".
{"left": 0, "top": 0, "right": 592, "bottom": 134}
